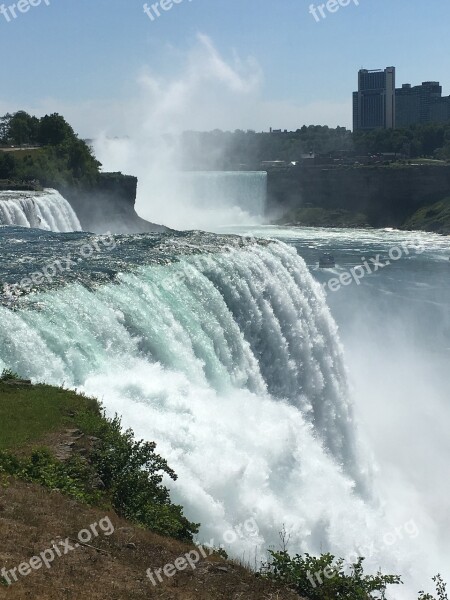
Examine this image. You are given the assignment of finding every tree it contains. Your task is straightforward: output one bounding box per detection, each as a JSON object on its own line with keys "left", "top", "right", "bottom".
{"left": 38, "top": 113, "right": 75, "bottom": 146}
{"left": 66, "top": 138, "right": 101, "bottom": 180}
{"left": 0, "top": 113, "right": 13, "bottom": 144}
{"left": 0, "top": 153, "right": 16, "bottom": 179}
{"left": 4, "top": 111, "right": 40, "bottom": 146}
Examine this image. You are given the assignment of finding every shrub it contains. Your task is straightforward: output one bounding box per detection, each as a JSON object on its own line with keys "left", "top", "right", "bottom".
{"left": 85, "top": 414, "right": 199, "bottom": 542}
{"left": 0, "top": 449, "right": 100, "bottom": 504}
{"left": 263, "top": 550, "right": 402, "bottom": 600}
{"left": 0, "top": 369, "right": 20, "bottom": 382}
{"left": 0, "top": 402, "right": 199, "bottom": 543}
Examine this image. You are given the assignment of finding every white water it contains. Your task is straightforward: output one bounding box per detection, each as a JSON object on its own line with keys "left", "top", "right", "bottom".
{"left": 135, "top": 170, "right": 268, "bottom": 230}
{"left": 95, "top": 127, "right": 269, "bottom": 230}
{"left": 0, "top": 240, "right": 432, "bottom": 597}
{"left": 0, "top": 189, "right": 81, "bottom": 232}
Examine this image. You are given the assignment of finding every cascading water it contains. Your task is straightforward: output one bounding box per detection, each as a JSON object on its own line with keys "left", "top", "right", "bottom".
{"left": 0, "top": 189, "right": 81, "bottom": 232}
{"left": 179, "top": 171, "right": 267, "bottom": 219}
{"left": 0, "top": 229, "right": 432, "bottom": 597}
{"left": 134, "top": 170, "right": 268, "bottom": 230}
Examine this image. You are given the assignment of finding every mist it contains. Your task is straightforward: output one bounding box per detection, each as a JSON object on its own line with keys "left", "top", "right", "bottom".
{"left": 90, "top": 34, "right": 450, "bottom": 597}
{"left": 92, "top": 34, "right": 261, "bottom": 229}
{"left": 320, "top": 243, "right": 450, "bottom": 595}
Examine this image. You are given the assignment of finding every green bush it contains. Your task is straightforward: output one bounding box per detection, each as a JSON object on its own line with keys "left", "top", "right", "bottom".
{"left": 84, "top": 414, "right": 199, "bottom": 542}
{"left": 0, "top": 369, "right": 20, "bottom": 382}
{"left": 263, "top": 550, "right": 402, "bottom": 599}
{"left": 0, "top": 404, "right": 199, "bottom": 543}
{"left": 0, "top": 449, "right": 100, "bottom": 504}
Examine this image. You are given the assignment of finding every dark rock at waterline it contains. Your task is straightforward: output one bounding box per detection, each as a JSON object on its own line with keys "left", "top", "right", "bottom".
{"left": 62, "top": 173, "right": 169, "bottom": 234}
{"left": 267, "top": 164, "right": 450, "bottom": 230}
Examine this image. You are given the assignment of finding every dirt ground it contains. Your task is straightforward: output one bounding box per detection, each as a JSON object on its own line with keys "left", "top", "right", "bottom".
{"left": 0, "top": 479, "right": 302, "bottom": 600}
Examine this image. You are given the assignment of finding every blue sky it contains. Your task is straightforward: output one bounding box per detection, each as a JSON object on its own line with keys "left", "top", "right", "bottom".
{"left": 1, "top": 0, "right": 450, "bottom": 136}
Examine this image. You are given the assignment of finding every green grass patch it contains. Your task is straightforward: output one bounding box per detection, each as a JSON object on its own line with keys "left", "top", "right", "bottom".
{"left": 0, "top": 381, "right": 96, "bottom": 451}
{"left": 0, "top": 377, "right": 199, "bottom": 541}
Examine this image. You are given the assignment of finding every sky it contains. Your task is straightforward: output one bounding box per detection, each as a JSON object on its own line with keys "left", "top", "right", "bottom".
{"left": 1, "top": 0, "right": 450, "bottom": 137}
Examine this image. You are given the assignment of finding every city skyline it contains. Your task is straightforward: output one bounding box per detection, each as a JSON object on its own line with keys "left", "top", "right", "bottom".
{"left": 1, "top": 0, "right": 450, "bottom": 137}
{"left": 353, "top": 66, "right": 450, "bottom": 132}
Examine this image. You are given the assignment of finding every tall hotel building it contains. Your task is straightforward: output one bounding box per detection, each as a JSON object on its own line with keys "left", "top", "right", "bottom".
{"left": 396, "top": 81, "right": 450, "bottom": 127}
{"left": 353, "top": 67, "right": 450, "bottom": 130}
{"left": 353, "top": 67, "right": 396, "bottom": 131}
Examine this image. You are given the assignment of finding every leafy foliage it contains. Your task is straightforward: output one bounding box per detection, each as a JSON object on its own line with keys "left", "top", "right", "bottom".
{"left": 1, "top": 111, "right": 39, "bottom": 146}
{"left": 38, "top": 113, "right": 75, "bottom": 146}
{"left": 0, "top": 449, "right": 100, "bottom": 504}
{"left": 180, "top": 126, "right": 353, "bottom": 169}
{"left": 0, "top": 152, "right": 16, "bottom": 179}
{"left": 263, "top": 550, "right": 402, "bottom": 600}
{"left": 353, "top": 123, "right": 450, "bottom": 158}
{"left": 418, "top": 575, "right": 449, "bottom": 600}
{"left": 81, "top": 413, "right": 199, "bottom": 541}
{"left": 0, "top": 399, "right": 198, "bottom": 542}
{"left": 0, "top": 368, "right": 20, "bottom": 382}
{"left": 179, "top": 123, "right": 450, "bottom": 169}
{"left": 0, "top": 111, "right": 101, "bottom": 189}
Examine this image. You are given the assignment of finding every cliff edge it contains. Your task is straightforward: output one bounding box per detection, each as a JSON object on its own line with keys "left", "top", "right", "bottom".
{"left": 62, "top": 173, "right": 169, "bottom": 234}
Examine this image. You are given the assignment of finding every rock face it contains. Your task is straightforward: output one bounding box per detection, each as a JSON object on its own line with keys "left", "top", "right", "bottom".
{"left": 63, "top": 173, "right": 168, "bottom": 234}
{"left": 267, "top": 165, "right": 450, "bottom": 228}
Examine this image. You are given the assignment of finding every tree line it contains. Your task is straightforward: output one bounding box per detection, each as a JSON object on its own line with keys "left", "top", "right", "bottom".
{"left": 179, "top": 123, "right": 450, "bottom": 169}
{"left": 0, "top": 112, "right": 101, "bottom": 188}
{"left": 2, "top": 111, "right": 450, "bottom": 182}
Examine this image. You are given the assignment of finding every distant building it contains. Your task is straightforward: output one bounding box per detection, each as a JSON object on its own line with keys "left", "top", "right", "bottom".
{"left": 353, "top": 67, "right": 396, "bottom": 131}
{"left": 353, "top": 67, "right": 450, "bottom": 130}
{"left": 396, "top": 81, "right": 450, "bottom": 127}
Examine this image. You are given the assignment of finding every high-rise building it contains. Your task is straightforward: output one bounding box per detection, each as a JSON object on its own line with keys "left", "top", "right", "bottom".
{"left": 396, "top": 81, "right": 450, "bottom": 127}
{"left": 353, "top": 67, "right": 450, "bottom": 130}
{"left": 353, "top": 67, "right": 396, "bottom": 131}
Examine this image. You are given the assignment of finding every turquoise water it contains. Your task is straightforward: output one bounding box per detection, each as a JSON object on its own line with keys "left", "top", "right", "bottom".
{"left": 0, "top": 223, "right": 448, "bottom": 597}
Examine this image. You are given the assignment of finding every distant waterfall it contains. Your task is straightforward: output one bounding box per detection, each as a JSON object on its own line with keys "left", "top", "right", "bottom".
{"left": 136, "top": 170, "right": 267, "bottom": 230}
{"left": 0, "top": 189, "right": 81, "bottom": 232}
{"left": 181, "top": 171, "right": 267, "bottom": 218}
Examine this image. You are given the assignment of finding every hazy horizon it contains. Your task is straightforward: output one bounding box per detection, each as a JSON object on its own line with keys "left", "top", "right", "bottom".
{"left": 1, "top": 0, "right": 450, "bottom": 138}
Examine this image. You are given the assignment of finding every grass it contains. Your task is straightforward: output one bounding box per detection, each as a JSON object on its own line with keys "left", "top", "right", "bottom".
{"left": 0, "top": 382, "right": 279, "bottom": 598}
{"left": 0, "top": 379, "right": 444, "bottom": 599}
{"left": 0, "top": 376, "right": 199, "bottom": 541}
{"left": 0, "top": 382, "right": 96, "bottom": 451}
{"left": 403, "top": 197, "right": 450, "bottom": 235}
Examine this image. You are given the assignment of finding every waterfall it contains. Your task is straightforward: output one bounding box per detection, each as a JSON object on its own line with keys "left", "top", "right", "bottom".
{"left": 136, "top": 171, "right": 267, "bottom": 230}
{"left": 180, "top": 171, "right": 267, "bottom": 218}
{"left": 0, "top": 238, "right": 411, "bottom": 584}
{"left": 0, "top": 189, "right": 81, "bottom": 232}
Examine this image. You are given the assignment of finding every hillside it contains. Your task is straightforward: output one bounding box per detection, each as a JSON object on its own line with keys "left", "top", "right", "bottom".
{"left": 403, "top": 197, "right": 450, "bottom": 235}
{"left": 0, "top": 377, "right": 300, "bottom": 600}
